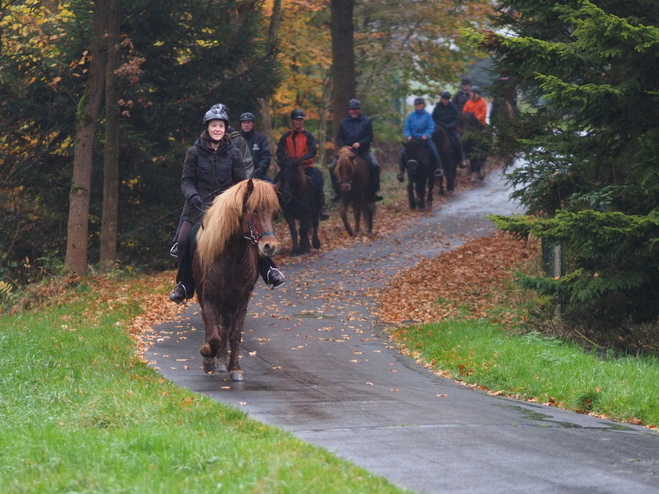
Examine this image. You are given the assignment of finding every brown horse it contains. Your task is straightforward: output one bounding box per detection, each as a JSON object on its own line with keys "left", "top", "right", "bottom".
{"left": 335, "top": 147, "right": 375, "bottom": 236}
{"left": 193, "top": 179, "right": 280, "bottom": 382}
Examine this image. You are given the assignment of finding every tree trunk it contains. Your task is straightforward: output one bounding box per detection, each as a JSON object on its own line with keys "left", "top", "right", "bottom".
{"left": 259, "top": 0, "right": 283, "bottom": 167}
{"left": 99, "top": 0, "right": 121, "bottom": 272}
{"left": 65, "top": 0, "right": 110, "bottom": 275}
{"left": 330, "top": 0, "right": 356, "bottom": 150}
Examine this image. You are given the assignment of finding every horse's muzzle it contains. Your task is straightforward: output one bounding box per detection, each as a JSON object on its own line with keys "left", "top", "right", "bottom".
{"left": 259, "top": 236, "right": 278, "bottom": 257}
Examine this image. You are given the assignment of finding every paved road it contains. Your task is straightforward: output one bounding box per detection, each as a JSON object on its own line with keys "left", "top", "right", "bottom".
{"left": 148, "top": 170, "right": 659, "bottom": 494}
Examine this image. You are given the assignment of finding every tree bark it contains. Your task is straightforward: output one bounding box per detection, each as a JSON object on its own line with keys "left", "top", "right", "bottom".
{"left": 65, "top": 0, "right": 109, "bottom": 275}
{"left": 330, "top": 0, "right": 356, "bottom": 150}
{"left": 99, "top": 0, "right": 121, "bottom": 272}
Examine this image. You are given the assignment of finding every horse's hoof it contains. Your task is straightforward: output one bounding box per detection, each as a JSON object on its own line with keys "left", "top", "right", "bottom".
{"left": 203, "top": 359, "right": 217, "bottom": 374}
{"left": 418, "top": 206, "right": 425, "bottom": 212}
{"left": 230, "top": 370, "right": 245, "bottom": 382}
{"left": 216, "top": 362, "right": 228, "bottom": 373}
{"left": 312, "top": 239, "right": 321, "bottom": 249}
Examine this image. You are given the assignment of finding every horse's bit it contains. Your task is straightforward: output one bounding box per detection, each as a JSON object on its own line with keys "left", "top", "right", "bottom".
{"left": 244, "top": 209, "right": 274, "bottom": 246}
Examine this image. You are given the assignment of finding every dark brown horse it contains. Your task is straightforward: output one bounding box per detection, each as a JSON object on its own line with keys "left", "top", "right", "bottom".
{"left": 431, "top": 127, "right": 461, "bottom": 195}
{"left": 193, "top": 179, "right": 280, "bottom": 382}
{"left": 400, "top": 137, "right": 434, "bottom": 211}
{"left": 275, "top": 158, "right": 321, "bottom": 256}
{"left": 335, "top": 146, "right": 375, "bottom": 236}
{"left": 462, "top": 111, "right": 490, "bottom": 181}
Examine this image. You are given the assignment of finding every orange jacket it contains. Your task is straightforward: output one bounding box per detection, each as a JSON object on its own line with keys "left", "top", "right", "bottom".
{"left": 276, "top": 127, "right": 318, "bottom": 168}
{"left": 463, "top": 98, "right": 487, "bottom": 125}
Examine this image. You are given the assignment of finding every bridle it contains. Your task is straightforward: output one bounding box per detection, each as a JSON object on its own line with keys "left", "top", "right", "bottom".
{"left": 243, "top": 209, "right": 275, "bottom": 246}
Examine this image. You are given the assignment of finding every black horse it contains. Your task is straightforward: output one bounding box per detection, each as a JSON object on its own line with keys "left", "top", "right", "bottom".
{"left": 431, "top": 127, "right": 461, "bottom": 194}
{"left": 399, "top": 138, "right": 434, "bottom": 211}
{"left": 275, "top": 159, "right": 321, "bottom": 255}
{"left": 462, "top": 112, "right": 490, "bottom": 182}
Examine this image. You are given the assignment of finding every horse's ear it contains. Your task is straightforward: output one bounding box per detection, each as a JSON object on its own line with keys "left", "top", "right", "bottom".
{"left": 243, "top": 178, "right": 254, "bottom": 207}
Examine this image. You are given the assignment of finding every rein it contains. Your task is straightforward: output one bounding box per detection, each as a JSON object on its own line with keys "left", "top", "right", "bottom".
{"left": 243, "top": 209, "right": 275, "bottom": 246}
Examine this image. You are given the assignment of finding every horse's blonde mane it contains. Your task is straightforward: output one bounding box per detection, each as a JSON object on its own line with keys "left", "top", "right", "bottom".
{"left": 196, "top": 180, "right": 279, "bottom": 273}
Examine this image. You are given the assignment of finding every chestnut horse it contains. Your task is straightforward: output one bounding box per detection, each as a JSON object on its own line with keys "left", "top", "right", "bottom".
{"left": 335, "top": 147, "right": 375, "bottom": 236}
{"left": 193, "top": 179, "right": 280, "bottom": 382}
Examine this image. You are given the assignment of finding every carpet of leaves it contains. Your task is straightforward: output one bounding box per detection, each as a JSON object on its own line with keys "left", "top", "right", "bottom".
{"left": 377, "top": 231, "right": 540, "bottom": 328}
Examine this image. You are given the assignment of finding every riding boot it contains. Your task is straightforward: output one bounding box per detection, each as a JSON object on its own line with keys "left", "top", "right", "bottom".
{"left": 259, "top": 257, "right": 285, "bottom": 289}
{"left": 370, "top": 165, "right": 383, "bottom": 201}
{"left": 330, "top": 173, "right": 340, "bottom": 202}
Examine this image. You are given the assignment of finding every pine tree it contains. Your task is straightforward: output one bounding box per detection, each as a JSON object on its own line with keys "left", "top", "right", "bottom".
{"left": 465, "top": 0, "right": 659, "bottom": 325}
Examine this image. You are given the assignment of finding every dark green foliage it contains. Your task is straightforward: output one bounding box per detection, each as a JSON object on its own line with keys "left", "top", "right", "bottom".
{"left": 0, "top": 0, "right": 279, "bottom": 284}
{"left": 467, "top": 0, "right": 659, "bottom": 325}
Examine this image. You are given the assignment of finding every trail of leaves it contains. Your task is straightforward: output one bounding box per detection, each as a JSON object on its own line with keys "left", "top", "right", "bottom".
{"left": 378, "top": 231, "right": 539, "bottom": 326}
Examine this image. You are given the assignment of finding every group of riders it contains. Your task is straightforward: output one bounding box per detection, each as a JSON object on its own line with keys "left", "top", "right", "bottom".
{"left": 168, "top": 78, "right": 516, "bottom": 304}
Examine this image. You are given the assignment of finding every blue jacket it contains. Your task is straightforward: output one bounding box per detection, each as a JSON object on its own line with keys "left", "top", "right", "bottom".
{"left": 404, "top": 109, "right": 434, "bottom": 140}
{"left": 336, "top": 114, "right": 373, "bottom": 153}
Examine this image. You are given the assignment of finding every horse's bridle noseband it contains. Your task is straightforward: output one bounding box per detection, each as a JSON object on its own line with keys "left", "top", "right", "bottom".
{"left": 243, "top": 209, "right": 275, "bottom": 246}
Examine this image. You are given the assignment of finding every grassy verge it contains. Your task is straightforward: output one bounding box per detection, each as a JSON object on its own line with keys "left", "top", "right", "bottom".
{"left": 391, "top": 319, "right": 659, "bottom": 428}
{"left": 0, "top": 276, "right": 408, "bottom": 494}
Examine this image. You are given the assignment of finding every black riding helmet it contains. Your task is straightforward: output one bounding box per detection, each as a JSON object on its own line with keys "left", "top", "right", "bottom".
{"left": 348, "top": 99, "right": 361, "bottom": 109}
{"left": 471, "top": 86, "right": 481, "bottom": 94}
{"left": 240, "top": 112, "right": 255, "bottom": 121}
{"left": 440, "top": 90, "right": 451, "bottom": 100}
{"left": 203, "top": 103, "right": 230, "bottom": 126}
{"left": 290, "top": 108, "right": 305, "bottom": 119}
{"left": 414, "top": 97, "right": 425, "bottom": 105}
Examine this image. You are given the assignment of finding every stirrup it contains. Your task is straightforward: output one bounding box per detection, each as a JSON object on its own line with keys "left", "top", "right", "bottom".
{"left": 169, "top": 242, "right": 178, "bottom": 258}
{"left": 266, "top": 267, "right": 285, "bottom": 289}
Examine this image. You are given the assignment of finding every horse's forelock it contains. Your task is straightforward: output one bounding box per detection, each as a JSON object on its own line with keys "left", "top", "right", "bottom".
{"left": 335, "top": 147, "right": 356, "bottom": 178}
{"left": 245, "top": 180, "right": 280, "bottom": 212}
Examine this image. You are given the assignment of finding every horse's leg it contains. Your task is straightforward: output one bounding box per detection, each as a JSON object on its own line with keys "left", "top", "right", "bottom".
{"left": 447, "top": 160, "right": 457, "bottom": 193}
{"left": 311, "top": 214, "right": 321, "bottom": 250}
{"left": 199, "top": 302, "right": 227, "bottom": 374}
{"left": 366, "top": 202, "right": 374, "bottom": 234}
{"left": 298, "top": 219, "right": 311, "bottom": 254}
{"left": 227, "top": 307, "right": 247, "bottom": 382}
{"left": 285, "top": 213, "right": 300, "bottom": 255}
{"left": 339, "top": 199, "right": 353, "bottom": 237}
{"left": 407, "top": 181, "right": 416, "bottom": 209}
{"left": 416, "top": 176, "right": 426, "bottom": 211}
{"left": 353, "top": 201, "right": 361, "bottom": 236}
{"left": 427, "top": 173, "right": 434, "bottom": 206}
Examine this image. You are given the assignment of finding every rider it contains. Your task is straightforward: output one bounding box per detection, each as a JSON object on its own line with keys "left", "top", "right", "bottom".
{"left": 169, "top": 104, "right": 284, "bottom": 303}
{"left": 488, "top": 77, "right": 519, "bottom": 127}
{"left": 452, "top": 78, "right": 472, "bottom": 113}
{"left": 431, "top": 90, "right": 465, "bottom": 171}
{"left": 329, "top": 98, "right": 383, "bottom": 202}
{"left": 462, "top": 86, "right": 488, "bottom": 126}
{"left": 276, "top": 108, "right": 329, "bottom": 221}
{"left": 399, "top": 97, "right": 440, "bottom": 178}
{"left": 239, "top": 112, "right": 273, "bottom": 181}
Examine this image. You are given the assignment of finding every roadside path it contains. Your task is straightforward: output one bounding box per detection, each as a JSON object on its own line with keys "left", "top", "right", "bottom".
{"left": 147, "top": 170, "right": 659, "bottom": 494}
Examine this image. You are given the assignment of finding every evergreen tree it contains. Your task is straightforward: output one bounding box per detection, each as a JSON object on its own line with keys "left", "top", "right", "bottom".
{"left": 465, "top": 0, "right": 659, "bottom": 325}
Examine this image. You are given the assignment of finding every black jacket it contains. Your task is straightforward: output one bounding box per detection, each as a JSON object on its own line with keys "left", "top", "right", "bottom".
{"left": 452, "top": 90, "right": 471, "bottom": 112}
{"left": 241, "top": 129, "right": 272, "bottom": 176}
{"left": 180, "top": 136, "right": 246, "bottom": 223}
{"left": 336, "top": 114, "right": 373, "bottom": 153}
{"left": 431, "top": 102, "right": 460, "bottom": 130}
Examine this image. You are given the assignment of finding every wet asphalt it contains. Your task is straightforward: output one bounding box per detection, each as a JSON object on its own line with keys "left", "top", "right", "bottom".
{"left": 147, "top": 169, "right": 659, "bottom": 494}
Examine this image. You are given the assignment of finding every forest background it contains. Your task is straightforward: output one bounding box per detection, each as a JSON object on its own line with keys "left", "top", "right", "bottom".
{"left": 0, "top": 0, "right": 492, "bottom": 287}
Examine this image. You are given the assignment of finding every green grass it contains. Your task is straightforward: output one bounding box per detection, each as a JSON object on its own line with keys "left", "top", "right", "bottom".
{"left": 393, "top": 320, "right": 659, "bottom": 427}
{"left": 0, "top": 280, "right": 409, "bottom": 494}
